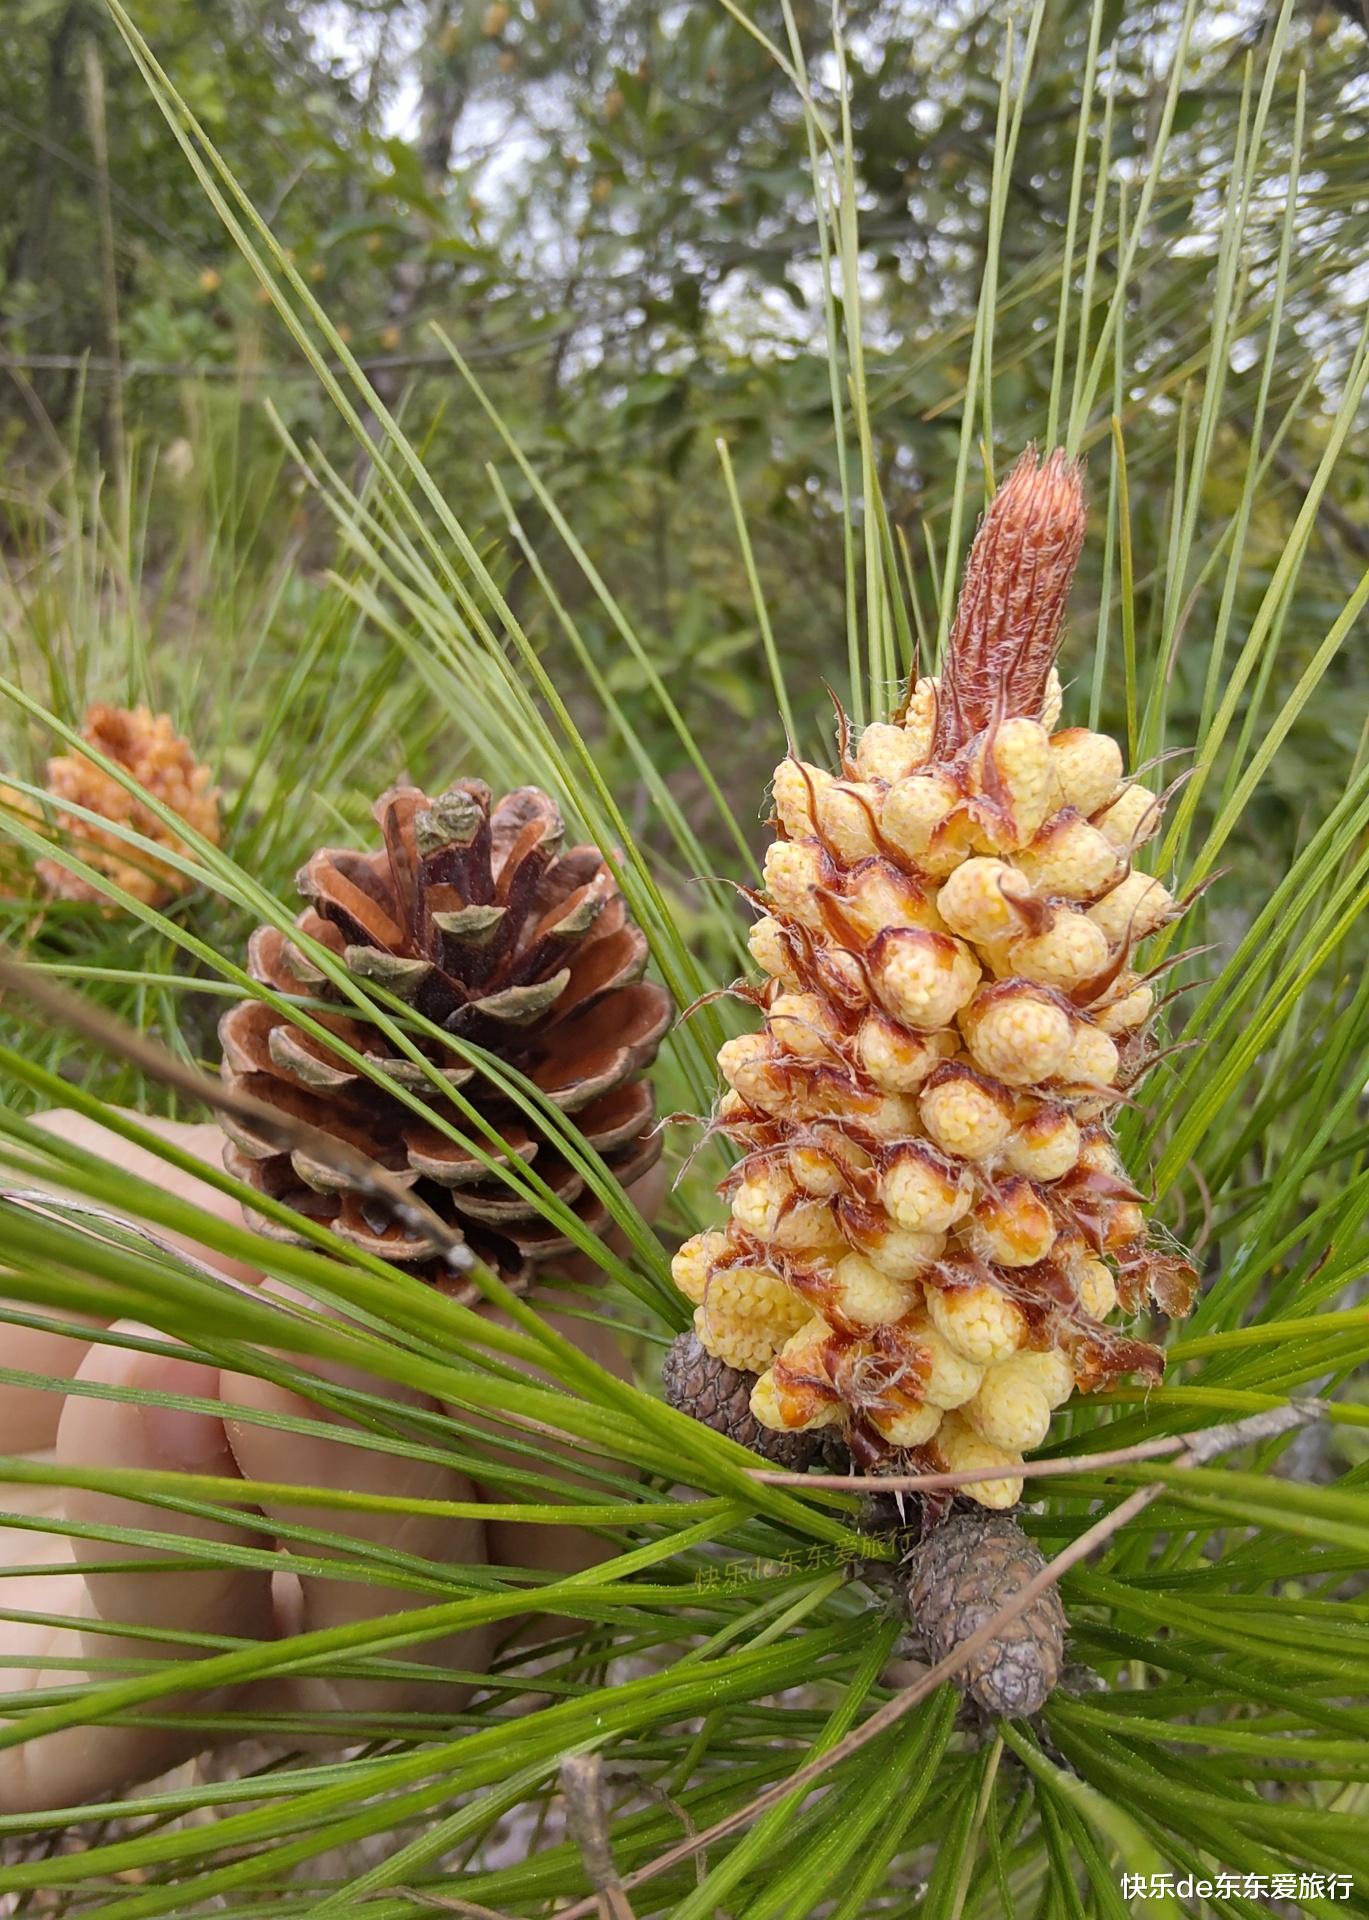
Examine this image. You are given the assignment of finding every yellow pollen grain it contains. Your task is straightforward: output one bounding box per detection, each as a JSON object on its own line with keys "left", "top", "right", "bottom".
{"left": 1003, "top": 1105, "right": 1081, "bottom": 1182}
{"left": 901, "top": 678, "right": 939, "bottom": 761}
{"left": 670, "top": 1229, "right": 730, "bottom": 1304}
{"left": 730, "top": 1163, "right": 796, "bottom": 1240}
{"left": 856, "top": 722, "right": 927, "bottom": 786}
{"left": 1010, "top": 909, "right": 1109, "bottom": 990}
{"left": 976, "top": 718, "right": 1055, "bottom": 845}
{"left": 937, "top": 855, "right": 1031, "bottom": 944}
{"left": 768, "top": 991, "right": 840, "bottom": 1058}
{"left": 880, "top": 1150, "right": 974, "bottom": 1234}
{"left": 881, "top": 770, "right": 959, "bottom": 861}
{"left": 962, "top": 1182, "right": 1057, "bottom": 1268}
{"left": 919, "top": 1073, "right": 1013, "bottom": 1160}
{"left": 748, "top": 914, "right": 800, "bottom": 986}
{"left": 771, "top": 758, "right": 827, "bottom": 839}
{"left": 932, "top": 1411, "right": 1024, "bottom": 1509}
{"left": 1006, "top": 1347, "right": 1075, "bottom": 1407}
{"left": 962, "top": 1367, "right": 1052, "bottom": 1451}
{"left": 1096, "top": 783, "right": 1162, "bottom": 851}
{"left": 830, "top": 1251, "right": 920, "bottom": 1328}
{"left": 873, "top": 930, "right": 980, "bottom": 1031}
{"left": 905, "top": 1320, "right": 984, "bottom": 1410}
{"left": 717, "top": 1031, "right": 774, "bottom": 1101}
{"left": 693, "top": 1265, "right": 809, "bottom": 1373}
{"left": 1094, "top": 978, "right": 1155, "bottom": 1035}
{"left": 1076, "top": 1259, "right": 1118, "bottom": 1318}
{"left": 816, "top": 781, "right": 883, "bottom": 862}
{"left": 840, "top": 863, "right": 944, "bottom": 942}
{"left": 1088, "top": 869, "right": 1174, "bottom": 945}
{"left": 869, "top": 1401, "right": 942, "bottom": 1448}
{"left": 1060, "top": 1021, "right": 1120, "bottom": 1089}
{"left": 852, "top": 1220, "right": 946, "bottom": 1281}
{"left": 856, "top": 1015, "right": 955, "bottom": 1093}
{"left": 762, "top": 838, "right": 826, "bottom": 928}
{"left": 750, "top": 1361, "right": 842, "bottom": 1435}
{"left": 788, "top": 1145, "right": 844, "bottom": 1198}
{"left": 1016, "top": 817, "right": 1123, "bottom": 900}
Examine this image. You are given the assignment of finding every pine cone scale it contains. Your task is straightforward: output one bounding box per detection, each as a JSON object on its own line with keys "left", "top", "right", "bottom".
{"left": 298, "top": 850, "right": 404, "bottom": 950}
{"left": 532, "top": 984, "right": 672, "bottom": 1107}
{"left": 571, "top": 1079, "right": 657, "bottom": 1149}
{"left": 402, "top": 1122, "right": 538, "bottom": 1187}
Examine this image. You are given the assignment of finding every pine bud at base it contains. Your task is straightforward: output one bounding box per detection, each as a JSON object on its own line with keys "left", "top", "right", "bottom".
{"left": 660, "top": 1331, "right": 825, "bottom": 1471}
{"left": 903, "top": 1508, "right": 1066, "bottom": 1717}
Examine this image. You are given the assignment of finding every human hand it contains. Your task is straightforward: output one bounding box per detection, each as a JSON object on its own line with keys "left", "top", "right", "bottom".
{"left": 0, "top": 1110, "right": 653, "bottom": 1814}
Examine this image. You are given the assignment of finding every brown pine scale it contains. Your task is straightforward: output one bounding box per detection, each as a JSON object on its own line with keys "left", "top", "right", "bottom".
{"left": 660, "top": 1331, "right": 826, "bottom": 1470}
{"left": 671, "top": 448, "right": 1198, "bottom": 1505}
{"left": 904, "top": 1508, "right": 1066, "bottom": 1718}
{"left": 219, "top": 780, "right": 671, "bottom": 1293}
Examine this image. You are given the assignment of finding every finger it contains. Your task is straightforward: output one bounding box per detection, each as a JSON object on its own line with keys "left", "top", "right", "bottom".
{"left": 221, "top": 1286, "right": 494, "bottom": 1727}
{"left": 0, "top": 1331, "right": 274, "bottom": 1814}
{"left": 476, "top": 1300, "right": 635, "bottom": 1602}
{"left": 0, "top": 1115, "right": 259, "bottom": 1451}
{"left": 470, "top": 1159, "right": 656, "bottom": 1607}
{"left": 0, "top": 1313, "right": 108, "bottom": 1454}
{"left": 452, "top": 1280, "right": 639, "bottom": 1659}
{"left": 29, "top": 1112, "right": 258, "bottom": 1283}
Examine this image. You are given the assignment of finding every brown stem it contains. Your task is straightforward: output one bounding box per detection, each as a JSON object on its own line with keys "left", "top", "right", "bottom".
{"left": 561, "top": 1754, "right": 637, "bottom": 1920}
{"left": 747, "top": 1400, "right": 1318, "bottom": 1493}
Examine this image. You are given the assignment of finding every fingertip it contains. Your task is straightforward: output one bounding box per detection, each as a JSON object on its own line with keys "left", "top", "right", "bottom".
{"left": 0, "top": 1332, "right": 274, "bottom": 1813}
{"left": 58, "top": 1327, "right": 273, "bottom": 1628}
{"left": 29, "top": 1109, "right": 259, "bottom": 1284}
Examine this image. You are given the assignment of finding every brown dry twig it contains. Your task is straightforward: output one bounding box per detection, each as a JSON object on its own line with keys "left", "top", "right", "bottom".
{"left": 391, "top": 1892, "right": 518, "bottom": 1920}
{"left": 747, "top": 1400, "right": 1320, "bottom": 1495}
{"left": 561, "top": 1755, "right": 637, "bottom": 1920}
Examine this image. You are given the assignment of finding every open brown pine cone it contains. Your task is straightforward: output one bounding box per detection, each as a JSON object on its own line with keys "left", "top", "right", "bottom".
{"left": 218, "top": 780, "right": 671, "bottom": 1291}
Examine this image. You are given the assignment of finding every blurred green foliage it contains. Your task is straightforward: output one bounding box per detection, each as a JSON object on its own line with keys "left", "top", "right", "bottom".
{"left": 4, "top": 3, "right": 1366, "bottom": 874}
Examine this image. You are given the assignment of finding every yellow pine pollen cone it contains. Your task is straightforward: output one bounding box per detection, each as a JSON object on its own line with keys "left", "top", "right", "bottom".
{"left": 668, "top": 448, "right": 1197, "bottom": 1503}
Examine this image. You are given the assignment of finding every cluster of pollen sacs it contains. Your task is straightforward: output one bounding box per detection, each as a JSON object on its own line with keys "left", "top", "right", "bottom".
{"left": 671, "top": 671, "right": 1191, "bottom": 1508}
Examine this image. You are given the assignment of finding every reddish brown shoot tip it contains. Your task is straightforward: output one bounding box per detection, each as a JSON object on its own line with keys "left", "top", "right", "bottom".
{"left": 932, "top": 446, "right": 1088, "bottom": 756}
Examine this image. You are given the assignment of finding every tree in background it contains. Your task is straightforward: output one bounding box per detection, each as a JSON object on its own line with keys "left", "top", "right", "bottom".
{"left": 3, "top": 0, "right": 1367, "bottom": 874}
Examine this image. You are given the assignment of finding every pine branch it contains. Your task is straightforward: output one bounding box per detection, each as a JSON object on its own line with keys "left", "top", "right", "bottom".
{"left": 551, "top": 1401, "right": 1325, "bottom": 1917}
{"left": 749, "top": 1401, "right": 1321, "bottom": 1495}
